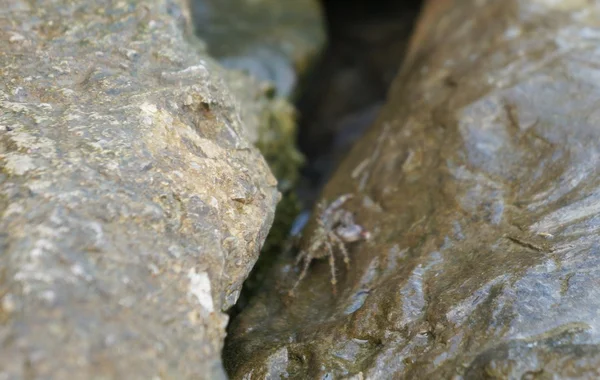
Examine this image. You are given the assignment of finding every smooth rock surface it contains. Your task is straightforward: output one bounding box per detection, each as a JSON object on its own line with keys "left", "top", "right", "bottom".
{"left": 225, "top": 0, "right": 600, "bottom": 378}
{"left": 0, "top": 0, "right": 279, "bottom": 378}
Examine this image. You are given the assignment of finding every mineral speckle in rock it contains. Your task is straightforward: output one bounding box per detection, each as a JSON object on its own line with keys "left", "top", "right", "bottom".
{"left": 0, "top": 0, "right": 280, "bottom": 378}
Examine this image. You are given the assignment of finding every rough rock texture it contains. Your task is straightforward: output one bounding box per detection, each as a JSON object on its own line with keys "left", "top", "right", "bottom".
{"left": 0, "top": 0, "right": 279, "bottom": 378}
{"left": 225, "top": 0, "right": 600, "bottom": 378}
{"left": 221, "top": 72, "right": 303, "bottom": 311}
{"left": 189, "top": 0, "right": 324, "bottom": 304}
{"left": 221, "top": 71, "right": 303, "bottom": 193}
{"left": 190, "top": 0, "right": 325, "bottom": 98}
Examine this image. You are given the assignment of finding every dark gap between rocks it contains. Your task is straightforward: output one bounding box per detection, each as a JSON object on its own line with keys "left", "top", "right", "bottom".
{"left": 225, "top": 0, "right": 424, "bottom": 370}
{"left": 231, "top": 0, "right": 424, "bottom": 314}
{"left": 295, "top": 0, "right": 425, "bottom": 206}
{"left": 192, "top": 0, "right": 423, "bottom": 374}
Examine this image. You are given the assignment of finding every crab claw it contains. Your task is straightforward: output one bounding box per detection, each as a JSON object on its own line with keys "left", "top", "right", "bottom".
{"left": 336, "top": 224, "right": 370, "bottom": 243}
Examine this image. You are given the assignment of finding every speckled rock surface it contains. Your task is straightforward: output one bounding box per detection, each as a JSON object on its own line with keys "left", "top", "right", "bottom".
{"left": 0, "top": 0, "right": 279, "bottom": 378}
{"left": 225, "top": 0, "right": 600, "bottom": 378}
{"left": 191, "top": 0, "right": 325, "bottom": 98}
{"left": 191, "top": 0, "right": 320, "bottom": 307}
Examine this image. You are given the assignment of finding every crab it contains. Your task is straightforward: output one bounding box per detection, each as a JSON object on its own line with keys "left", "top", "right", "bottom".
{"left": 290, "top": 194, "right": 370, "bottom": 295}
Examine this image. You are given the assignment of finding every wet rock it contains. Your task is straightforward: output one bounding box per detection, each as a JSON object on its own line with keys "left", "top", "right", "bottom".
{"left": 225, "top": 0, "right": 600, "bottom": 378}
{"left": 0, "top": 0, "right": 279, "bottom": 378}
{"left": 191, "top": 0, "right": 325, "bottom": 98}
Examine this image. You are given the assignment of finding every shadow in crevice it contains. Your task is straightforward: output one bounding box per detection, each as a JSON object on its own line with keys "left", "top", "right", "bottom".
{"left": 295, "top": 0, "right": 424, "bottom": 206}
{"left": 189, "top": 0, "right": 425, "bottom": 376}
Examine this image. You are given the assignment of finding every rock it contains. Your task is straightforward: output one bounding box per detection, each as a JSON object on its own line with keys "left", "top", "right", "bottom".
{"left": 0, "top": 0, "right": 279, "bottom": 378}
{"left": 221, "top": 71, "right": 303, "bottom": 193}
{"left": 190, "top": 0, "right": 320, "bottom": 272}
{"left": 221, "top": 71, "right": 303, "bottom": 312}
{"left": 190, "top": 0, "right": 325, "bottom": 98}
{"left": 225, "top": 0, "right": 600, "bottom": 378}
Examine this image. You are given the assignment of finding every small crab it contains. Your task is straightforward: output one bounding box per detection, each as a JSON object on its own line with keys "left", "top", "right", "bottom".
{"left": 290, "top": 194, "right": 370, "bottom": 295}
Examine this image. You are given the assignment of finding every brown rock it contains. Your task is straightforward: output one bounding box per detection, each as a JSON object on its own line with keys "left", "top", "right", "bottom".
{"left": 225, "top": 0, "right": 600, "bottom": 378}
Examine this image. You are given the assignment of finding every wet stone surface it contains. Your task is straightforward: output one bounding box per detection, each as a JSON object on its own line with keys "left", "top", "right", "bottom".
{"left": 224, "top": 0, "right": 600, "bottom": 378}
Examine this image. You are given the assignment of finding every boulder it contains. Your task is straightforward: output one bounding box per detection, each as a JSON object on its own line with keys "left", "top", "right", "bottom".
{"left": 225, "top": 0, "right": 600, "bottom": 378}
{"left": 0, "top": 0, "right": 279, "bottom": 378}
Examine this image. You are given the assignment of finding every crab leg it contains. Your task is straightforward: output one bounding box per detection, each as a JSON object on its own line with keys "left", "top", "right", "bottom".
{"left": 329, "top": 231, "right": 351, "bottom": 268}
{"left": 290, "top": 249, "right": 312, "bottom": 295}
{"left": 295, "top": 248, "right": 307, "bottom": 265}
{"left": 323, "top": 194, "right": 353, "bottom": 219}
{"left": 290, "top": 233, "right": 325, "bottom": 295}
{"left": 326, "top": 241, "right": 337, "bottom": 294}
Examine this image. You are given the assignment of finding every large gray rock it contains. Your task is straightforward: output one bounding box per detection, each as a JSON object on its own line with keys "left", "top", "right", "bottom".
{"left": 0, "top": 0, "right": 279, "bottom": 378}
{"left": 225, "top": 0, "right": 600, "bottom": 378}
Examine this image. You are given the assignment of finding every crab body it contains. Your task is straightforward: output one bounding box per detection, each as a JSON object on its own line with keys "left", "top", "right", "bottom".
{"left": 290, "top": 194, "right": 370, "bottom": 294}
